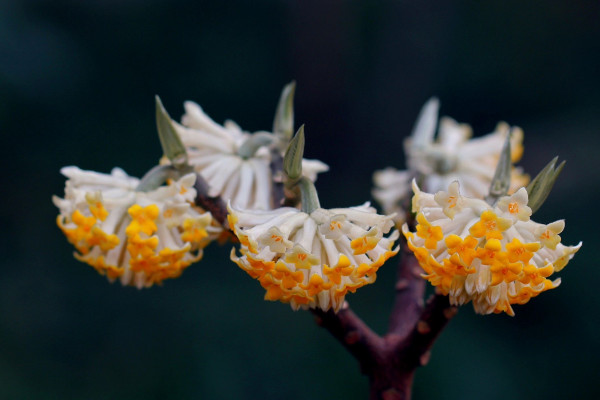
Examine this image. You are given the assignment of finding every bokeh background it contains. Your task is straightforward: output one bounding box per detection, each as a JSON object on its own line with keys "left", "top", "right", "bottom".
{"left": 1, "top": 1, "right": 599, "bottom": 399}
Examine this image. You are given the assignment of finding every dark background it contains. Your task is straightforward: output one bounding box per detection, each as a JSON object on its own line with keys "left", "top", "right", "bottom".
{"left": 1, "top": 1, "right": 598, "bottom": 399}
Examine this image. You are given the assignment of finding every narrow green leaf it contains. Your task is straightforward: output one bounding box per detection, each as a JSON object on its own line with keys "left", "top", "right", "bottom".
{"left": 283, "top": 125, "right": 305, "bottom": 181}
{"left": 273, "top": 81, "right": 296, "bottom": 141}
{"left": 527, "top": 157, "right": 566, "bottom": 213}
{"left": 486, "top": 131, "right": 512, "bottom": 204}
{"left": 155, "top": 95, "right": 188, "bottom": 169}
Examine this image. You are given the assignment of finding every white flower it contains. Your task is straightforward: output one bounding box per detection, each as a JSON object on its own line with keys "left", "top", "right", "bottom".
{"left": 403, "top": 180, "right": 581, "bottom": 316}
{"left": 53, "top": 166, "right": 218, "bottom": 288}
{"left": 228, "top": 202, "right": 399, "bottom": 311}
{"left": 373, "top": 99, "right": 529, "bottom": 224}
{"left": 171, "top": 101, "right": 328, "bottom": 210}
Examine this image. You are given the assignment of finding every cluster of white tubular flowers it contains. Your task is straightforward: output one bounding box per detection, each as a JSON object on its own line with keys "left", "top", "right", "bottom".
{"left": 403, "top": 180, "right": 581, "bottom": 316}
{"left": 170, "top": 101, "right": 328, "bottom": 210}
{"left": 228, "top": 202, "right": 399, "bottom": 311}
{"left": 373, "top": 98, "right": 529, "bottom": 225}
{"left": 53, "top": 166, "right": 218, "bottom": 288}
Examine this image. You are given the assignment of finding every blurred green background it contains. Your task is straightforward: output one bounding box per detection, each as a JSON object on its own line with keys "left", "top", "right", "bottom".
{"left": 1, "top": 1, "right": 599, "bottom": 399}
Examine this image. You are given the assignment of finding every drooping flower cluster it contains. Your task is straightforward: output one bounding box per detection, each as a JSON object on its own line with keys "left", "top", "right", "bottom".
{"left": 171, "top": 101, "right": 328, "bottom": 210}
{"left": 403, "top": 180, "right": 581, "bottom": 316}
{"left": 54, "top": 166, "right": 218, "bottom": 288}
{"left": 373, "top": 99, "right": 529, "bottom": 224}
{"left": 229, "top": 203, "right": 399, "bottom": 311}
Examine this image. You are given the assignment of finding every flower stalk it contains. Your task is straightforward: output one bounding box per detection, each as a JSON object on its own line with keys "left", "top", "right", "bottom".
{"left": 136, "top": 164, "right": 178, "bottom": 192}
{"left": 298, "top": 176, "right": 320, "bottom": 213}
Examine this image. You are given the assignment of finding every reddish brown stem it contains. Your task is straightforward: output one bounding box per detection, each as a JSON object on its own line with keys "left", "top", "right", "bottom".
{"left": 191, "top": 166, "right": 456, "bottom": 399}
{"left": 193, "top": 173, "right": 229, "bottom": 228}
{"left": 269, "top": 148, "right": 286, "bottom": 208}
{"left": 313, "top": 245, "right": 457, "bottom": 400}
{"left": 387, "top": 238, "right": 426, "bottom": 339}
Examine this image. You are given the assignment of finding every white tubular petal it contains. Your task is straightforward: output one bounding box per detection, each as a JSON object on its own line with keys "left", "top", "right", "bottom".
{"left": 410, "top": 97, "right": 439, "bottom": 150}
{"left": 60, "top": 166, "right": 139, "bottom": 189}
{"left": 187, "top": 153, "right": 224, "bottom": 169}
{"left": 302, "top": 159, "right": 329, "bottom": 182}
{"left": 438, "top": 117, "right": 471, "bottom": 150}
{"left": 233, "top": 162, "right": 255, "bottom": 209}
{"left": 384, "top": 99, "right": 528, "bottom": 204}
{"left": 207, "top": 156, "right": 242, "bottom": 197}
{"left": 299, "top": 218, "right": 318, "bottom": 250}
{"left": 249, "top": 158, "right": 272, "bottom": 210}
{"left": 178, "top": 125, "right": 235, "bottom": 154}
{"left": 198, "top": 155, "right": 233, "bottom": 185}
{"left": 181, "top": 101, "right": 236, "bottom": 141}
{"left": 220, "top": 170, "right": 242, "bottom": 206}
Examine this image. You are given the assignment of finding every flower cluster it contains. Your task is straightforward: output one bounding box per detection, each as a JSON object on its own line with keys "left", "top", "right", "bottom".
{"left": 54, "top": 167, "right": 217, "bottom": 288}
{"left": 171, "top": 101, "right": 328, "bottom": 210}
{"left": 53, "top": 89, "right": 580, "bottom": 320}
{"left": 373, "top": 99, "right": 529, "bottom": 224}
{"left": 229, "top": 203, "right": 399, "bottom": 311}
{"left": 403, "top": 180, "right": 581, "bottom": 316}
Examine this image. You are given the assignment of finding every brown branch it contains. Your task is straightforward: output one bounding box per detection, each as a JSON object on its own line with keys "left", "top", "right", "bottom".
{"left": 387, "top": 211, "right": 424, "bottom": 339}
{"left": 387, "top": 237, "right": 426, "bottom": 339}
{"left": 190, "top": 148, "right": 456, "bottom": 399}
{"left": 193, "top": 173, "right": 229, "bottom": 228}
{"left": 269, "top": 148, "right": 286, "bottom": 208}
{"left": 399, "top": 293, "right": 457, "bottom": 370}
{"left": 313, "top": 236, "right": 457, "bottom": 400}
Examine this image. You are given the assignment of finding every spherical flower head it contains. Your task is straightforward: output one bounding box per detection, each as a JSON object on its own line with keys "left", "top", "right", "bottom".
{"left": 373, "top": 99, "right": 529, "bottom": 225}
{"left": 168, "top": 101, "right": 328, "bottom": 210}
{"left": 403, "top": 180, "right": 581, "bottom": 316}
{"left": 54, "top": 166, "right": 220, "bottom": 288}
{"left": 228, "top": 202, "right": 399, "bottom": 311}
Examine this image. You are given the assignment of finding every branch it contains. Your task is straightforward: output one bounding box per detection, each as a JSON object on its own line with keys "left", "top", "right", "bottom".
{"left": 387, "top": 237, "right": 426, "bottom": 339}
{"left": 387, "top": 211, "right": 425, "bottom": 339}
{"left": 193, "top": 173, "right": 229, "bottom": 228}
{"left": 269, "top": 148, "right": 285, "bottom": 208}
{"left": 399, "top": 293, "right": 457, "bottom": 369}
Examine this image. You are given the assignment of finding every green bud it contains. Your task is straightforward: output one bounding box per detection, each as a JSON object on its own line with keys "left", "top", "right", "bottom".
{"left": 155, "top": 95, "right": 188, "bottom": 169}
{"left": 273, "top": 81, "right": 296, "bottom": 142}
{"left": 283, "top": 125, "right": 305, "bottom": 181}
{"left": 486, "top": 131, "right": 512, "bottom": 205}
{"left": 526, "top": 156, "right": 565, "bottom": 213}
